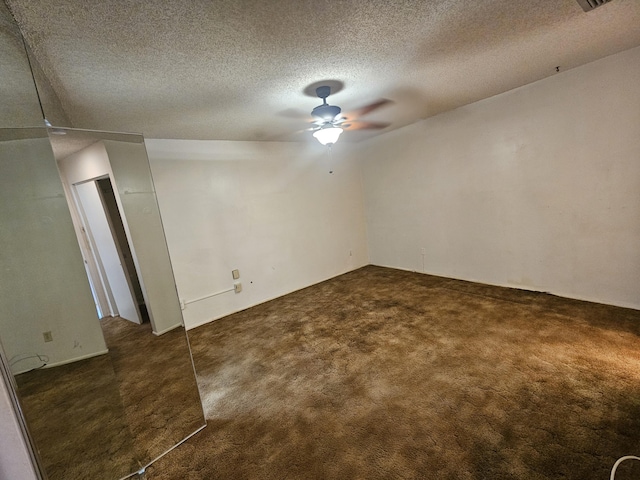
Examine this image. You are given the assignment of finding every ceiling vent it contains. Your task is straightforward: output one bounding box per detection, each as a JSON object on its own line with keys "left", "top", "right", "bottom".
{"left": 575, "top": 0, "right": 613, "bottom": 12}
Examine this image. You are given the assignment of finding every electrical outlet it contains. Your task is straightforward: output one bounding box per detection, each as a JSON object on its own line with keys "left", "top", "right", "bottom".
{"left": 234, "top": 282, "right": 242, "bottom": 293}
{"left": 43, "top": 331, "right": 53, "bottom": 342}
{"left": 232, "top": 269, "right": 240, "bottom": 279}
{"left": 421, "top": 247, "right": 426, "bottom": 255}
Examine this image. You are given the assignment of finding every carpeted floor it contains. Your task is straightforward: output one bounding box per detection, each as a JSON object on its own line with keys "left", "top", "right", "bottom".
{"left": 16, "top": 352, "right": 139, "bottom": 480}
{"left": 100, "top": 317, "right": 205, "bottom": 463}
{"left": 146, "top": 265, "right": 640, "bottom": 480}
{"left": 16, "top": 317, "right": 204, "bottom": 480}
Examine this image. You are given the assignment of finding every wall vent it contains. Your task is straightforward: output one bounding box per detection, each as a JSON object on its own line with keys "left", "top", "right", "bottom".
{"left": 575, "top": 0, "right": 613, "bottom": 12}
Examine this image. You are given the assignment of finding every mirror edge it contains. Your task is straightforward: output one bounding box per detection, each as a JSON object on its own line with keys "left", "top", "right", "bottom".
{"left": 0, "top": 339, "right": 44, "bottom": 480}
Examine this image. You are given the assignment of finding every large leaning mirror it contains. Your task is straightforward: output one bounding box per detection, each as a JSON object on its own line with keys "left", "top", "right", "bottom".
{"left": 0, "top": 3, "right": 206, "bottom": 479}
{"left": 0, "top": 130, "right": 207, "bottom": 479}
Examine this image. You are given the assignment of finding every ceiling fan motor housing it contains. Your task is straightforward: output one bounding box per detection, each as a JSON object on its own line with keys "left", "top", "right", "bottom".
{"left": 311, "top": 85, "right": 342, "bottom": 122}
{"left": 312, "top": 104, "right": 341, "bottom": 122}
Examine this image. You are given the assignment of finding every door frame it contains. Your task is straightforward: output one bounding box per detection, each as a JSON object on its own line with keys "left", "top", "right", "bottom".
{"left": 71, "top": 175, "right": 142, "bottom": 324}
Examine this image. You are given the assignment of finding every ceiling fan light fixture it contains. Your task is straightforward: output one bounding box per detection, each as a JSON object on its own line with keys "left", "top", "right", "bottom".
{"left": 313, "top": 125, "right": 343, "bottom": 146}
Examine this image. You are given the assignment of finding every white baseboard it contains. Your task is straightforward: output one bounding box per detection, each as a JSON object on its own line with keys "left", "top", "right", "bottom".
{"left": 12, "top": 349, "right": 110, "bottom": 375}
{"left": 44, "top": 349, "right": 110, "bottom": 369}
{"left": 186, "top": 263, "right": 368, "bottom": 331}
{"left": 152, "top": 323, "right": 183, "bottom": 336}
{"left": 370, "top": 263, "right": 640, "bottom": 311}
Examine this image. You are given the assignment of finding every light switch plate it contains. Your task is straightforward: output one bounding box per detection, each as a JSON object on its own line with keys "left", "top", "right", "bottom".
{"left": 232, "top": 269, "right": 240, "bottom": 279}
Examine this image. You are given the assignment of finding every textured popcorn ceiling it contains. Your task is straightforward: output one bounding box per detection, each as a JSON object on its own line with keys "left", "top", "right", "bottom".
{"left": 6, "top": 0, "right": 640, "bottom": 142}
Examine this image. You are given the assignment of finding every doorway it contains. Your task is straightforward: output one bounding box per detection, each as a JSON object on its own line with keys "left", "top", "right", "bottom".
{"left": 74, "top": 176, "right": 147, "bottom": 324}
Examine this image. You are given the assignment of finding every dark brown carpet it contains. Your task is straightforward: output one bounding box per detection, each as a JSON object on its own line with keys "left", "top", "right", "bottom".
{"left": 101, "top": 317, "right": 205, "bottom": 462}
{"left": 15, "top": 317, "right": 204, "bottom": 480}
{"left": 146, "top": 265, "right": 640, "bottom": 480}
{"left": 16, "top": 353, "right": 139, "bottom": 480}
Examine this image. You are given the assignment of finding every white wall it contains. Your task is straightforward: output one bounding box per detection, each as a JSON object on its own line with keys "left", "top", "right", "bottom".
{"left": 146, "top": 139, "right": 369, "bottom": 329}
{"left": 105, "top": 139, "right": 185, "bottom": 335}
{"left": 0, "top": 137, "right": 108, "bottom": 374}
{"left": 359, "top": 45, "right": 640, "bottom": 309}
{"left": 58, "top": 141, "right": 111, "bottom": 185}
{"left": 58, "top": 142, "right": 120, "bottom": 318}
{"left": 0, "top": 374, "right": 38, "bottom": 480}
{"left": 74, "top": 180, "right": 142, "bottom": 323}
{"left": 58, "top": 140, "right": 184, "bottom": 334}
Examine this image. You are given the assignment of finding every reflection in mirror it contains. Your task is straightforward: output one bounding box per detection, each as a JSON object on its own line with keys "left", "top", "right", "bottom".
{"left": 1, "top": 3, "right": 206, "bottom": 476}
{"left": 14, "top": 348, "right": 140, "bottom": 479}
{"left": 0, "top": 127, "right": 206, "bottom": 480}
{"left": 0, "top": 0, "right": 43, "bottom": 127}
{"left": 0, "top": 128, "right": 139, "bottom": 480}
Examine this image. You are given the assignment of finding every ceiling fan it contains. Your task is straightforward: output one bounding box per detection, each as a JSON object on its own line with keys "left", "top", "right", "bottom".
{"left": 307, "top": 86, "right": 391, "bottom": 145}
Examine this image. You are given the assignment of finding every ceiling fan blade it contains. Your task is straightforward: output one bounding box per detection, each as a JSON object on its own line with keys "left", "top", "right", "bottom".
{"left": 343, "top": 98, "right": 393, "bottom": 119}
{"left": 343, "top": 121, "right": 390, "bottom": 131}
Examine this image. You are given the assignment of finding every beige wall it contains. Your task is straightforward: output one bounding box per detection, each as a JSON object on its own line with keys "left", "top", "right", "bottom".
{"left": 146, "top": 139, "right": 369, "bottom": 329}
{"left": 359, "top": 45, "right": 640, "bottom": 309}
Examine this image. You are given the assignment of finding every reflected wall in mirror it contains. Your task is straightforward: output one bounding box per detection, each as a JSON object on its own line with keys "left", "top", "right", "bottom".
{"left": 0, "top": 128, "right": 138, "bottom": 480}
{"left": 0, "top": 126, "right": 206, "bottom": 480}
{"left": 50, "top": 127, "right": 207, "bottom": 465}
{"left": 1, "top": 3, "right": 206, "bottom": 477}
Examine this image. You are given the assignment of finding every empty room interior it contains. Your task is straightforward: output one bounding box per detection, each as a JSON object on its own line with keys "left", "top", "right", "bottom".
{"left": 1, "top": 0, "right": 640, "bottom": 479}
